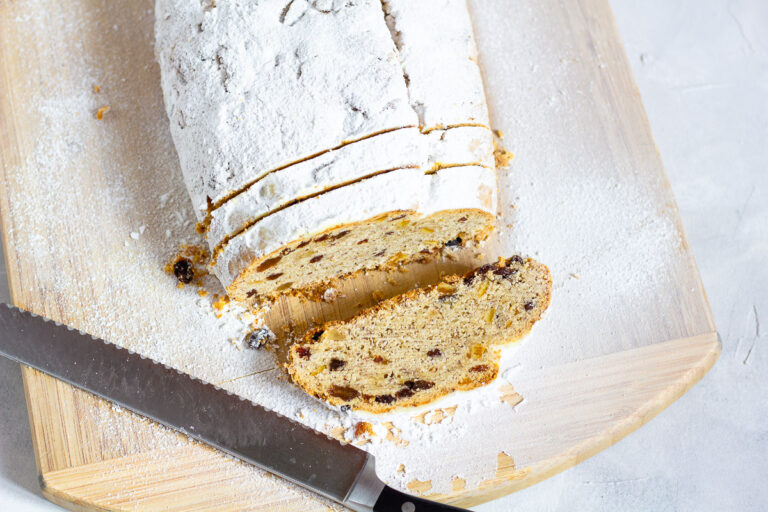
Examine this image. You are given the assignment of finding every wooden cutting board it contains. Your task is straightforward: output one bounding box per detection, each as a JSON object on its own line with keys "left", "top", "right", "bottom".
{"left": 0, "top": 0, "right": 718, "bottom": 510}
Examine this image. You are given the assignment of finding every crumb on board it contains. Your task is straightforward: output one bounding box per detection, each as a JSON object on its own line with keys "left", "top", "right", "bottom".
{"left": 493, "top": 140, "right": 514, "bottom": 168}
{"left": 407, "top": 479, "right": 432, "bottom": 495}
{"left": 413, "top": 406, "right": 458, "bottom": 425}
{"left": 92, "top": 84, "right": 101, "bottom": 93}
{"left": 354, "top": 421, "right": 375, "bottom": 438}
{"left": 96, "top": 105, "right": 110, "bottom": 120}
{"left": 499, "top": 384, "right": 524, "bottom": 408}
{"left": 211, "top": 294, "right": 230, "bottom": 317}
{"left": 165, "top": 244, "right": 210, "bottom": 285}
{"left": 452, "top": 477, "right": 466, "bottom": 492}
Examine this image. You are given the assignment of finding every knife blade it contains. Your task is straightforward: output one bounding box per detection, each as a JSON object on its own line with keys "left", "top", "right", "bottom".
{"left": 0, "top": 304, "right": 468, "bottom": 511}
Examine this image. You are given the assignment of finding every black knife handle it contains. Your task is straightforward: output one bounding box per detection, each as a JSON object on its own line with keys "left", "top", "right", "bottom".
{"left": 373, "top": 485, "right": 471, "bottom": 511}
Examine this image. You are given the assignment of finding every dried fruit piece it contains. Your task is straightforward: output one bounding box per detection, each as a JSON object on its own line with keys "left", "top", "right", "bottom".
{"left": 329, "top": 385, "right": 359, "bottom": 401}
{"left": 445, "top": 236, "right": 462, "bottom": 247}
{"left": 173, "top": 258, "right": 194, "bottom": 284}
{"left": 331, "top": 230, "right": 350, "bottom": 240}
{"left": 323, "top": 328, "right": 345, "bottom": 341}
{"left": 396, "top": 388, "right": 415, "bottom": 399}
{"left": 469, "top": 343, "right": 486, "bottom": 359}
{"left": 437, "top": 282, "right": 456, "bottom": 295}
{"left": 404, "top": 380, "right": 434, "bottom": 391}
{"left": 295, "top": 346, "right": 312, "bottom": 359}
{"left": 413, "top": 380, "right": 434, "bottom": 390}
{"left": 427, "top": 349, "right": 442, "bottom": 357}
{"left": 329, "top": 358, "right": 346, "bottom": 371}
{"left": 493, "top": 266, "right": 519, "bottom": 278}
{"left": 256, "top": 256, "right": 282, "bottom": 272}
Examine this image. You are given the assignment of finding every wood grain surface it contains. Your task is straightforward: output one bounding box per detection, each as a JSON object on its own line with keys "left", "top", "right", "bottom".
{"left": 0, "top": 0, "right": 718, "bottom": 510}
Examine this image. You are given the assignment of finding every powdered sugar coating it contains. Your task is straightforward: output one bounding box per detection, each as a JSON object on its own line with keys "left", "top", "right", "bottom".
{"left": 155, "top": 0, "right": 417, "bottom": 216}
{"left": 206, "top": 125, "right": 494, "bottom": 249}
{"left": 207, "top": 128, "right": 423, "bottom": 249}
{"left": 426, "top": 125, "right": 494, "bottom": 168}
{"left": 382, "top": 0, "right": 490, "bottom": 129}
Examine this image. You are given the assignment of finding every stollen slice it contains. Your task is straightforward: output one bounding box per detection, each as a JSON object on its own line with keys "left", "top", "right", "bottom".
{"left": 287, "top": 256, "right": 552, "bottom": 413}
{"left": 218, "top": 165, "right": 498, "bottom": 302}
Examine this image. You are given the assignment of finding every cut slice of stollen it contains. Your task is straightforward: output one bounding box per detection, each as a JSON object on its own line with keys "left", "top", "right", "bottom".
{"left": 287, "top": 256, "right": 552, "bottom": 413}
{"left": 155, "top": 0, "right": 417, "bottom": 217}
{"left": 206, "top": 125, "right": 495, "bottom": 250}
{"left": 382, "top": 0, "right": 490, "bottom": 130}
{"left": 217, "top": 165, "right": 497, "bottom": 302}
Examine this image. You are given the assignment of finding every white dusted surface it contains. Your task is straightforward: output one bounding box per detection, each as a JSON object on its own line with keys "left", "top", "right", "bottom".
{"left": 479, "top": 0, "right": 767, "bottom": 510}
{"left": 0, "top": 1, "right": 765, "bottom": 511}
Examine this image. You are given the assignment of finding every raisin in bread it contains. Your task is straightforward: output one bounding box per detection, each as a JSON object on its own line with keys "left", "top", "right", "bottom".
{"left": 287, "top": 256, "right": 552, "bottom": 413}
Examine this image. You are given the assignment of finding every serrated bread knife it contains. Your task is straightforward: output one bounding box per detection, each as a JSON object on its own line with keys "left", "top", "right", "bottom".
{"left": 0, "top": 304, "right": 469, "bottom": 512}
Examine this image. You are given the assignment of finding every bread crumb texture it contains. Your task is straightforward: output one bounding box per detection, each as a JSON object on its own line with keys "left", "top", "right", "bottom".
{"left": 287, "top": 256, "right": 552, "bottom": 412}
{"left": 227, "top": 208, "right": 494, "bottom": 303}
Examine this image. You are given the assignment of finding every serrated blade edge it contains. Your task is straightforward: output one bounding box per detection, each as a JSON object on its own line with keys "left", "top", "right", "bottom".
{"left": 0, "top": 304, "right": 374, "bottom": 504}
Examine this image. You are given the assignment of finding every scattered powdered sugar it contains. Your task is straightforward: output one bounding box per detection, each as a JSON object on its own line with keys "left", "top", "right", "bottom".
{"left": 1, "top": 0, "right": 691, "bottom": 502}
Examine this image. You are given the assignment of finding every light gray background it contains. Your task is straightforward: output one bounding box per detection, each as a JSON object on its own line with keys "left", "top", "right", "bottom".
{"left": 1, "top": 0, "right": 765, "bottom": 510}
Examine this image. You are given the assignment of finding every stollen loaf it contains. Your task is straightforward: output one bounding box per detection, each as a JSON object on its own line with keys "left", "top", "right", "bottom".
{"left": 155, "top": 0, "right": 498, "bottom": 301}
